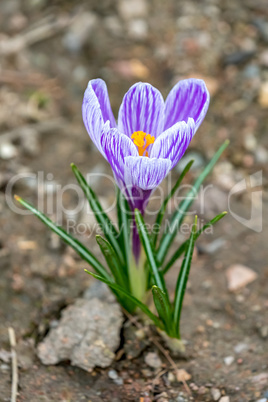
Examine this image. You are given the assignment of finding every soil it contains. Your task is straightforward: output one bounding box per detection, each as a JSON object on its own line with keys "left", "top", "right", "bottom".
{"left": 0, "top": 0, "right": 267, "bottom": 401}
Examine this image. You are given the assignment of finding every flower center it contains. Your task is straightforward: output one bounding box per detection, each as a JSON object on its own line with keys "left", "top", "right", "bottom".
{"left": 131, "top": 131, "right": 155, "bottom": 157}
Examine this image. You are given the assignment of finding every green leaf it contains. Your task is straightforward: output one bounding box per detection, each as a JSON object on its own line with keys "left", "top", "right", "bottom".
{"left": 116, "top": 189, "right": 131, "bottom": 268}
{"left": 173, "top": 216, "right": 197, "bottom": 338}
{"left": 162, "top": 211, "right": 227, "bottom": 275}
{"left": 157, "top": 140, "right": 229, "bottom": 266}
{"left": 71, "top": 163, "right": 124, "bottom": 266}
{"left": 152, "top": 159, "right": 194, "bottom": 247}
{"left": 96, "top": 235, "right": 128, "bottom": 289}
{"left": 152, "top": 285, "right": 175, "bottom": 337}
{"left": 14, "top": 195, "right": 110, "bottom": 280}
{"left": 84, "top": 269, "right": 164, "bottom": 329}
{"left": 134, "top": 209, "right": 168, "bottom": 296}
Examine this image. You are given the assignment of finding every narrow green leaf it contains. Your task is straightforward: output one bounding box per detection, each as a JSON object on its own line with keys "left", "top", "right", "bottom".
{"left": 157, "top": 140, "right": 229, "bottom": 266}
{"left": 152, "top": 159, "right": 194, "bottom": 247}
{"left": 116, "top": 189, "right": 131, "bottom": 268}
{"left": 195, "top": 211, "right": 227, "bottom": 239}
{"left": 173, "top": 216, "right": 197, "bottom": 338}
{"left": 152, "top": 285, "right": 175, "bottom": 337}
{"left": 134, "top": 209, "right": 168, "bottom": 296}
{"left": 96, "top": 235, "right": 128, "bottom": 289}
{"left": 14, "top": 195, "right": 110, "bottom": 280}
{"left": 162, "top": 211, "right": 227, "bottom": 275}
{"left": 71, "top": 163, "right": 124, "bottom": 266}
{"left": 84, "top": 269, "right": 164, "bottom": 329}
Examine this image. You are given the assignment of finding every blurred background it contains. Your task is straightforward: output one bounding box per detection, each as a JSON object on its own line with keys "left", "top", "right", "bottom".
{"left": 0, "top": 0, "right": 267, "bottom": 400}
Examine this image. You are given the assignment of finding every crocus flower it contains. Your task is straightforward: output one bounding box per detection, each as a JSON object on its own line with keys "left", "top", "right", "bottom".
{"left": 82, "top": 79, "right": 209, "bottom": 259}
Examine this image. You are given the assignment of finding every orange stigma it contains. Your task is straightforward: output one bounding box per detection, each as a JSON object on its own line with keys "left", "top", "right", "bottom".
{"left": 131, "top": 131, "right": 155, "bottom": 157}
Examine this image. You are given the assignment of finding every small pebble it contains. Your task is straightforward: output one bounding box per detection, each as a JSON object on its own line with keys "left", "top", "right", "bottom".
{"left": 0, "top": 143, "right": 17, "bottom": 159}
{"left": 224, "top": 356, "right": 234, "bottom": 366}
{"left": 255, "top": 145, "right": 268, "bottom": 164}
{"left": 219, "top": 397, "right": 230, "bottom": 402}
{"left": 108, "top": 369, "right": 123, "bottom": 385}
{"left": 128, "top": 19, "right": 148, "bottom": 40}
{"left": 144, "top": 352, "right": 162, "bottom": 369}
{"left": 108, "top": 369, "right": 118, "bottom": 380}
{"left": 176, "top": 395, "right": 186, "bottom": 402}
{"left": 234, "top": 342, "right": 248, "bottom": 354}
{"left": 167, "top": 371, "right": 176, "bottom": 383}
{"left": 0, "top": 363, "right": 10, "bottom": 371}
{"left": 244, "top": 133, "right": 257, "bottom": 151}
{"left": 259, "top": 82, "right": 268, "bottom": 108}
{"left": 226, "top": 264, "right": 257, "bottom": 291}
{"left": 259, "top": 325, "right": 268, "bottom": 339}
{"left": 211, "top": 388, "right": 221, "bottom": 401}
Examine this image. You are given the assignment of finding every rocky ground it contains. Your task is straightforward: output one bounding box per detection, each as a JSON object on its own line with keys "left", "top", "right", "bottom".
{"left": 0, "top": 0, "right": 268, "bottom": 401}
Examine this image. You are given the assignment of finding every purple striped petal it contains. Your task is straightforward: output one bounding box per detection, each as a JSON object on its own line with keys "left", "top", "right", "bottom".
{"left": 118, "top": 83, "right": 165, "bottom": 138}
{"left": 150, "top": 119, "right": 195, "bottom": 169}
{"left": 164, "top": 79, "right": 209, "bottom": 133}
{"left": 82, "top": 79, "right": 116, "bottom": 155}
{"left": 91, "top": 79, "right": 116, "bottom": 127}
{"left": 124, "top": 156, "right": 171, "bottom": 190}
{"left": 101, "top": 128, "right": 138, "bottom": 184}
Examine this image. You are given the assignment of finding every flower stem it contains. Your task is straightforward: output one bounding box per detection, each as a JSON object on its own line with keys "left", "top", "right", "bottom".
{"left": 128, "top": 248, "right": 148, "bottom": 303}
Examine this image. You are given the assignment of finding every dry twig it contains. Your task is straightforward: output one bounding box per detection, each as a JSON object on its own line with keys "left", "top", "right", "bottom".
{"left": 8, "top": 327, "right": 18, "bottom": 402}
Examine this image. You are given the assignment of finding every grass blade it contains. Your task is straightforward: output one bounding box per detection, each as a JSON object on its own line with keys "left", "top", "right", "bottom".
{"left": 96, "top": 235, "right": 128, "bottom": 289}
{"left": 15, "top": 195, "right": 110, "bottom": 280}
{"left": 162, "top": 211, "right": 227, "bottom": 275}
{"left": 116, "top": 189, "right": 131, "bottom": 268}
{"left": 157, "top": 140, "right": 229, "bottom": 266}
{"left": 71, "top": 163, "right": 124, "bottom": 266}
{"left": 152, "top": 159, "right": 194, "bottom": 247}
{"left": 134, "top": 209, "right": 168, "bottom": 295}
{"left": 85, "top": 269, "right": 164, "bottom": 328}
{"left": 173, "top": 216, "right": 197, "bottom": 338}
{"left": 152, "top": 285, "right": 175, "bottom": 337}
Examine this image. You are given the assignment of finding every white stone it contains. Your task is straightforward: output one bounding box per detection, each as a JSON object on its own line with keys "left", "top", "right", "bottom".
{"left": 128, "top": 19, "right": 148, "bottom": 40}
{"left": 0, "top": 142, "right": 17, "bottom": 159}
{"left": 211, "top": 388, "right": 221, "bottom": 401}
{"left": 224, "top": 356, "right": 234, "bottom": 366}
{"left": 219, "top": 397, "right": 230, "bottom": 402}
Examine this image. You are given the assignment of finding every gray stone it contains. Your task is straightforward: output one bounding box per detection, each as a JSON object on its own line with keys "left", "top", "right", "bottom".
{"left": 83, "top": 280, "right": 116, "bottom": 304}
{"left": 144, "top": 352, "right": 162, "bottom": 369}
{"left": 234, "top": 342, "right": 249, "bottom": 354}
{"left": 37, "top": 298, "right": 123, "bottom": 371}
{"left": 108, "top": 369, "right": 123, "bottom": 385}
